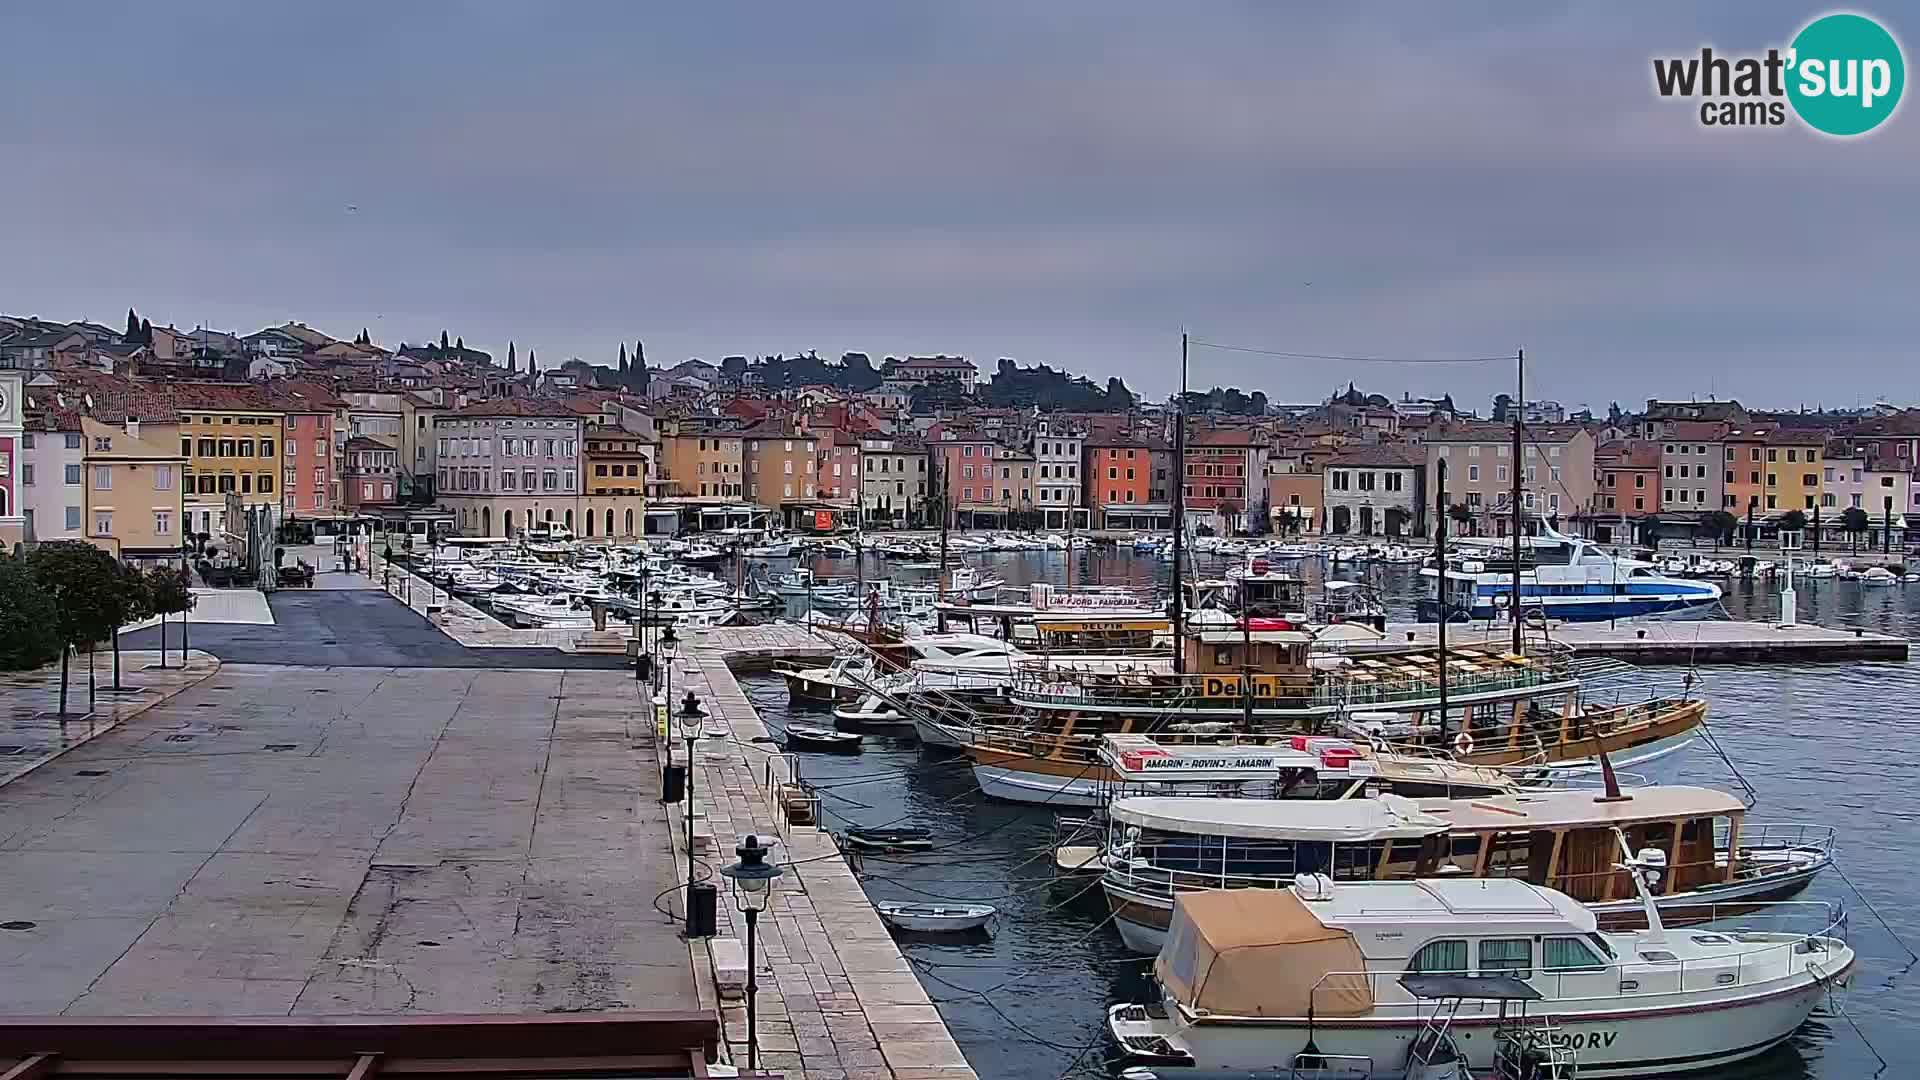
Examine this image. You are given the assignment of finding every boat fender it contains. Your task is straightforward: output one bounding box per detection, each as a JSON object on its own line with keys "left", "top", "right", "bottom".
{"left": 1453, "top": 731, "right": 1475, "bottom": 756}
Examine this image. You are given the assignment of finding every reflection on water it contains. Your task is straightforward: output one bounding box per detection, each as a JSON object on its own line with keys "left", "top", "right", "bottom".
{"left": 742, "top": 546, "right": 1918, "bottom": 1079}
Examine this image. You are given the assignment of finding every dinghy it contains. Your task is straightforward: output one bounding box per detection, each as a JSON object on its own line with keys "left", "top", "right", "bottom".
{"left": 844, "top": 826, "right": 934, "bottom": 852}
{"left": 875, "top": 901, "right": 996, "bottom": 933}
{"left": 783, "top": 724, "right": 863, "bottom": 752}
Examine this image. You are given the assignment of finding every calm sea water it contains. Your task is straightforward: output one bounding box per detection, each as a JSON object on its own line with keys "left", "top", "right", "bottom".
{"left": 743, "top": 546, "right": 1920, "bottom": 1079}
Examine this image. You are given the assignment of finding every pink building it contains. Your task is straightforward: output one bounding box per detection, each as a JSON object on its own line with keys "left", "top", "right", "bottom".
{"left": 268, "top": 381, "right": 341, "bottom": 517}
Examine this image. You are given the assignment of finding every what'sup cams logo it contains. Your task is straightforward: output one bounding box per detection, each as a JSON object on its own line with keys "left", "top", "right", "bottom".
{"left": 1653, "top": 11, "right": 1905, "bottom": 136}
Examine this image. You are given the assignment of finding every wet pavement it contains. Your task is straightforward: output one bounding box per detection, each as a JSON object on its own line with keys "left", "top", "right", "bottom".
{"left": 0, "top": 662, "right": 694, "bottom": 1016}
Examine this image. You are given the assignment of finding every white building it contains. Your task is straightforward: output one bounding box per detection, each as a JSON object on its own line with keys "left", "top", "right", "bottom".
{"left": 1029, "top": 422, "right": 1088, "bottom": 529}
{"left": 16, "top": 413, "right": 86, "bottom": 542}
{"left": 433, "top": 400, "right": 586, "bottom": 537}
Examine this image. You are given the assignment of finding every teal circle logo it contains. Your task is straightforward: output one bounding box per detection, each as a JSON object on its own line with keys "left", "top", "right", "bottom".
{"left": 1787, "top": 13, "right": 1905, "bottom": 136}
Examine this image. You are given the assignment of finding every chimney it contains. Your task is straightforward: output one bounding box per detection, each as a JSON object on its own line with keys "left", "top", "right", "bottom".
{"left": 126, "top": 419, "right": 141, "bottom": 440}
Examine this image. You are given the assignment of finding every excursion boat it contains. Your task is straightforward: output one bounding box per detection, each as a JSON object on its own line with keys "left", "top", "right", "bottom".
{"left": 975, "top": 728, "right": 1525, "bottom": 809}
{"left": 1109, "top": 869, "right": 1854, "bottom": 1077}
{"left": 1099, "top": 785, "right": 1835, "bottom": 953}
{"left": 1419, "top": 524, "right": 1721, "bottom": 622}
{"left": 957, "top": 624, "right": 1703, "bottom": 802}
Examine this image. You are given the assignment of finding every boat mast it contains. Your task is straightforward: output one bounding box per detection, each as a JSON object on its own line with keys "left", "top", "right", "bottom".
{"left": 1511, "top": 347, "right": 1524, "bottom": 655}
{"left": 1171, "top": 331, "right": 1188, "bottom": 674}
{"left": 1434, "top": 457, "right": 1448, "bottom": 743}
{"left": 937, "top": 454, "right": 951, "bottom": 602}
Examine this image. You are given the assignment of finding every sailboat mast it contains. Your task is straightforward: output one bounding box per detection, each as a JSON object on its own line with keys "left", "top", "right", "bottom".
{"left": 1511, "top": 348, "right": 1524, "bottom": 654}
{"left": 1171, "top": 331, "right": 1189, "bottom": 674}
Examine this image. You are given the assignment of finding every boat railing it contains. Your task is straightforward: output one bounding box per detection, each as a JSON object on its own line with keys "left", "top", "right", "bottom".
{"left": 1722, "top": 822, "right": 1840, "bottom": 860}
{"left": 1011, "top": 652, "right": 1576, "bottom": 713}
{"left": 1294, "top": 902, "right": 1846, "bottom": 1019}
{"left": 1366, "top": 695, "right": 1700, "bottom": 767}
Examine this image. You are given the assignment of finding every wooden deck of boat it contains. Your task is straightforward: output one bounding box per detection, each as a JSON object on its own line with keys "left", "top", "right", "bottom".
{"left": 1377, "top": 619, "right": 1908, "bottom": 664}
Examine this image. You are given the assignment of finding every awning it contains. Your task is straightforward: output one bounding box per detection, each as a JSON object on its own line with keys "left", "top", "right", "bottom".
{"left": 1156, "top": 890, "right": 1374, "bottom": 1018}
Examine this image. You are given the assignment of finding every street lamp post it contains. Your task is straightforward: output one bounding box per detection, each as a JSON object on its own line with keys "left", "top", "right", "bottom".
{"left": 720, "top": 834, "right": 785, "bottom": 1074}
{"left": 659, "top": 622, "right": 679, "bottom": 711}
{"left": 680, "top": 691, "right": 707, "bottom": 935}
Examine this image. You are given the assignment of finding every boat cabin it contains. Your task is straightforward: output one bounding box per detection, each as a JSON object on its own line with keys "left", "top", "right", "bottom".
{"left": 1018, "top": 613, "right": 1168, "bottom": 654}
{"left": 1416, "top": 786, "right": 1756, "bottom": 903}
{"left": 1181, "top": 626, "right": 1316, "bottom": 702}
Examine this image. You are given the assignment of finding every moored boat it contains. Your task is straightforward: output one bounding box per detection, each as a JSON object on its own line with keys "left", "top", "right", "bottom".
{"left": 1100, "top": 785, "right": 1835, "bottom": 953}
{"left": 783, "top": 724, "right": 863, "bottom": 752}
{"left": 1110, "top": 867, "right": 1854, "bottom": 1077}
{"left": 875, "top": 901, "right": 995, "bottom": 933}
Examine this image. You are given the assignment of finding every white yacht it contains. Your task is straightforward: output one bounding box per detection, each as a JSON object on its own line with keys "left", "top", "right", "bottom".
{"left": 1110, "top": 867, "right": 1853, "bottom": 1077}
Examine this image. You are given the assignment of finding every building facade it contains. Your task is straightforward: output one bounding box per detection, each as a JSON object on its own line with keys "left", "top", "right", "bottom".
{"left": 0, "top": 371, "right": 20, "bottom": 548}
{"left": 433, "top": 401, "right": 584, "bottom": 537}
{"left": 16, "top": 415, "right": 85, "bottom": 542}
{"left": 741, "top": 423, "right": 818, "bottom": 508}
{"left": 1322, "top": 445, "right": 1425, "bottom": 537}
{"left": 1426, "top": 424, "right": 1596, "bottom": 536}
{"left": 81, "top": 416, "right": 186, "bottom": 560}
{"left": 1184, "top": 427, "right": 1259, "bottom": 533}
{"left": 174, "top": 388, "right": 283, "bottom": 539}
{"left": 583, "top": 423, "right": 650, "bottom": 539}
{"left": 1029, "top": 424, "right": 1086, "bottom": 529}
{"left": 1597, "top": 441, "right": 1661, "bottom": 519}
{"left": 341, "top": 437, "right": 400, "bottom": 512}
{"left": 858, "top": 434, "right": 927, "bottom": 526}
{"left": 658, "top": 428, "right": 744, "bottom": 501}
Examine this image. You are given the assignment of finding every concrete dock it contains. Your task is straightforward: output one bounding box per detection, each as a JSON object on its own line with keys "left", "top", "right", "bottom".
{"left": 661, "top": 624, "right": 976, "bottom": 1079}
{"left": 1380, "top": 619, "right": 1909, "bottom": 663}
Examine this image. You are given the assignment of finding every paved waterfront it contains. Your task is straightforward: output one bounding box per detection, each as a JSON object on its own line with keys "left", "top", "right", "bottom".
{"left": 0, "top": 662, "right": 693, "bottom": 1016}
{"left": 0, "top": 649, "right": 220, "bottom": 788}
{"left": 117, "top": 585, "right": 624, "bottom": 669}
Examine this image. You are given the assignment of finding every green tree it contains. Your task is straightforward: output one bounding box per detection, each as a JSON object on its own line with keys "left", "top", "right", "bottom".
{"left": 125, "top": 308, "right": 140, "bottom": 341}
{"left": 507, "top": 341, "right": 517, "bottom": 372}
{"left": 24, "top": 542, "right": 123, "bottom": 715}
{"left": 1779, "top": 509, "right": 1808, "bottom": 534}
{"left": 145, "top": 564, "right": 197, "bottom": 668}
{"left": 1841, "top": 506, "right": 1871, "bottom": 552}
{"left": 107, "top": 560, "right": 155, "bottom": 690}
{"left": 455, "top": 336, "right": 463, "bottom": 350}
{"left": 139, "top": 317, "right": 152, "bottom": 345}
{"left": 1448, "top": 503, "right": 1473, "bottom": 534}
{"left": 440, "top": 329, "right": 450, "bottom": 349}
{"left": 0, "top": 554, "right": 60, "bottom": 671}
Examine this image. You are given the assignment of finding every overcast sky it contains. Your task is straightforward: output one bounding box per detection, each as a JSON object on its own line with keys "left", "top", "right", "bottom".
{"left": 3, "top": 3, "right": 1915, "bottom": 411}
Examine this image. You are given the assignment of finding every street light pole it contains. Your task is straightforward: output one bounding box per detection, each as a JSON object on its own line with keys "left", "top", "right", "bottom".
{"left": 720, "top": 834, "right": 784, "bottom": 1074}
{"left": 680, "top": 692, "right": 707, "bottom": 935}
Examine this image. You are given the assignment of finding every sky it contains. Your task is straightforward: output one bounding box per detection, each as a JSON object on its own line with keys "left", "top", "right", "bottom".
{"left": 3, "top": 2, "right": 1916, "bottom": 412}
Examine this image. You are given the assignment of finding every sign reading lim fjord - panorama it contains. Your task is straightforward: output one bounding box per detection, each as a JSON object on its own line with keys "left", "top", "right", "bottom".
{"left": 1652, "top": 10, "right": 1905, "bottom": 136}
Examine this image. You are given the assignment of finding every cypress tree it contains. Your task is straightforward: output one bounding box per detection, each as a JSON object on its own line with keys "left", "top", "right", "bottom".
{"left": 139, "top": 318, "right": 152, "bottom": 345}
{"left": 125, "top": 308, "right": 140, "bottom": 340}
{"left": 455, "top": 336, "right": 463, "bottom": 350}
{"left": 507, "top": 342, "right": 517, "bottom": 372}
{"left": 440, "top": 330, "right": 450, "bottom": 349}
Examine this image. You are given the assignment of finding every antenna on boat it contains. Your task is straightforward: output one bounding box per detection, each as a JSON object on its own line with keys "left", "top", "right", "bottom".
{"left": 1594, "top": 746, "right": 1630, "bottom": 804}
{"left": 1171, "top": 330, "right": 1188, "bottom": 674}
{"left": 1435, "top": 457, "right": 1449, "bottom": 744}
{"left": 1511, "top": 348, "right": 1524, "bottom": 656}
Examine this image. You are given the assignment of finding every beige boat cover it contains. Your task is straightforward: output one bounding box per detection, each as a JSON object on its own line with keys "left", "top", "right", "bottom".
{"left": 1154, "top": 890, "right": 1374, "bottom": 1018}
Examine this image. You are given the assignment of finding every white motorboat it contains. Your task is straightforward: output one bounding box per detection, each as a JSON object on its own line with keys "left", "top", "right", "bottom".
{"left": 1110, "top": 860, "right": 1854, "bottom": 1078}
{"left": 777, "top": 655, "right": 879, "bottom": 705}
{"left": 1424, "top": 523, "right": 1721, "bottom": 622}
{"left": 742, "top": 538, "right": 797, "bottom": 558}
{"left": 1861, "top": 566, "right": 1898, "bottom": 587}
{"left": 813, "top": 538, "right": 858, "bottom": 557}
{"left": 875, "top": 902, "right": 995, "bottom": 933}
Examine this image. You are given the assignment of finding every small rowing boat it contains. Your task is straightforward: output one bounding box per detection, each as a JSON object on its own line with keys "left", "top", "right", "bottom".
{"left": 784, "top": 724, "right": 863, "bottom": 752}
{"left": 875, "top": 901, "right": 996, "bottom": 933}
{"left": 844, "top": 826, "right": 934, "bottom": 852}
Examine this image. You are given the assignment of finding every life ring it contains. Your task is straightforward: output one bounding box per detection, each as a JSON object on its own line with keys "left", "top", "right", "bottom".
{"left": 1453, "top": 731, "right": 1475, "bottom": 756}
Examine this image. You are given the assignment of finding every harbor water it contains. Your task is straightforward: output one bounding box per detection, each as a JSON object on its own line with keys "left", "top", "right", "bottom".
{"left": 743, "top": 544, "right": 1920, "bottom": 1079}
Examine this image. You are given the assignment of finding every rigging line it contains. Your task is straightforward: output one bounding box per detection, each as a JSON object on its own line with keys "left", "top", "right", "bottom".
{"left": 1828, "top": 859, "right": 1920, "bottom": 974}
{"left": 1186, "top": 338, "right": 1512, "bottom": 365}
{"left": 1823, "top": 980, "right": 1891, "bottom": 1079}
{"left": 909, "top": 956, "right": 1098, "bottom": 1053}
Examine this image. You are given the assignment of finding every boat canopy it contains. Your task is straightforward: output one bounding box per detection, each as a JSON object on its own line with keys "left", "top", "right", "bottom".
{"left": 1416, "top": 785, "right": 1746, "bottom": 831}
{"left": 1156, "top": 889, "right": 1374, "bottom": 1018}
{"left": 1110, "top": 794, "right": 1448, "bottom": 842}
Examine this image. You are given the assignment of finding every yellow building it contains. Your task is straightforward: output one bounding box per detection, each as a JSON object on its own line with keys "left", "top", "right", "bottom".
{"left": 173, "top": 385, "right": 283, "bottom": 537}
{"left": 82, "top": 416, "right": 187, "bottom": 560}
{"left": 658, "top": 427, "right": 743, "bottom": 500}
{"left": 584, "top": 422, "right": 650, "bottom": 539}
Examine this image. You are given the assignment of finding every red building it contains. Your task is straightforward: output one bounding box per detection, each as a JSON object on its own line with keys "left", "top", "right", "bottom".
{"left": 267, "top": 381, "right": 342, "bottom": 517}
{"left": 1183, "top": 426, "right": 1259, "bottom": 533}
{"left": 341, "top": 436, "right": 399, "bottom": 511}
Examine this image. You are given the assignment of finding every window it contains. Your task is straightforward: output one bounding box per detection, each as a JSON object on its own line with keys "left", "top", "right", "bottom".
{"left": 155, "top": 511, "right": 171, "bottom": 535}
{"left": 1766, "top": 473, "right": 1777, "bottom": 487}
{"left": 155, "top": 465, "right": 173, "bottom": 490}
{"left": 1542, "top": 936, "right": 1606, "bottom": 973}
{"left": 65, "top": 506, "right": 81, "bottom": 530}
{"left": 259, "top": 473, "right": 274, "bottom": 494}
{"left": 1786, "top": 448, "right": 1798, "bottom": 462}
{"left": 65, "top": 464, "right": 82, "bottom": 485}
{"left": 1469, "top": 465, "right": 1479, "bottom": 481}
{"left": 1767, "top": 495, "right": 1778, "bottom": 509}
{"left": 1479, "top": 938, "right": 1532, "bottom": 979}
{"left": 240, "top": 473, "right": 252, "bottom": 494}
{"left": 92, "top": 466, "right": 112, "bottom": 490}
{"left": 1634, "top": 475, "right": 1645, "bottom": 489}
{"left": 1408, "top": 940, "right": 1469, "bottom": 975}
{"left": 563, "top": 469, "right": 576, "bottom": 491}
{"left": 261, "top": 439, "right": 275, "bottom": 458}
{"left": 64, "top": 433, "right": 82, "bottom": 449}
{"left": 1696, "top": 489, "right": 1706, "bottom": 503}
{"left": 20, "top": 464, "right": 31, "bottom": 485}
{"left": 94, "top": 511, "right": 113, "bottom": 535}
{"left": 181, "top": 437, "right": 192, "bottom": 456}
{"left": 1497, "top": 465, "right": 1507, "bottom": 482}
